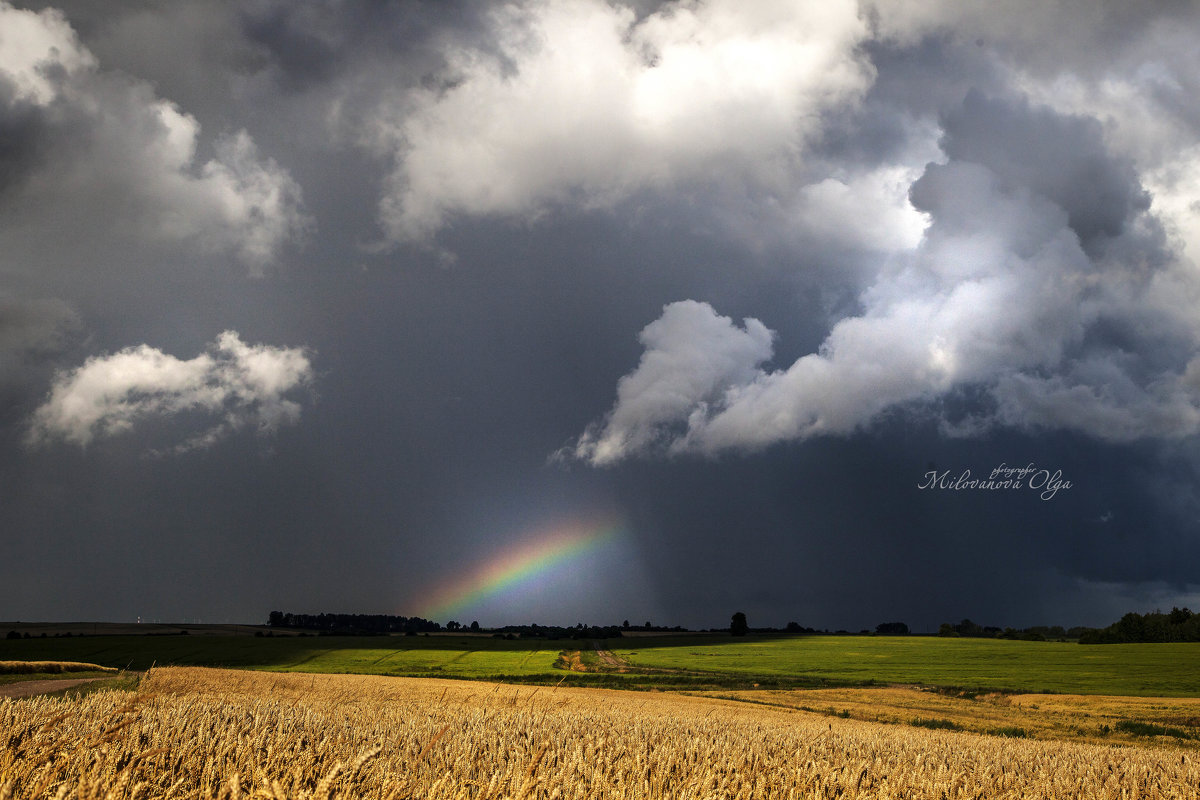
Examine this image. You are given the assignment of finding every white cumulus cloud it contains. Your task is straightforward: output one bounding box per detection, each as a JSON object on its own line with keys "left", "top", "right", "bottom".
{"left": 570, "top": 300, "right": 773, "bottom": 465}
{"left": 374, "top": 0, "right": 875, "bottom": 243}
{"left": 28, "top": 331, "right": 314, "bottom": 451}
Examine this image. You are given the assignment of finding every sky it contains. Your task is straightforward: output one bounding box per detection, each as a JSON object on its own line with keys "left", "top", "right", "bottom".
{"left": 3, "top": 0, "right": 1200, "bottom": 631}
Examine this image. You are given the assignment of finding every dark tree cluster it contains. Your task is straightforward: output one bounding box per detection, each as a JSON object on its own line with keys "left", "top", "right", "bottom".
{"left": 267, "top": 611, "right": 442, "bottom": 635}
{"left": 875, "top": 621, "right": 909, "bottom": 635}
{"left": 490, "top": 622, "right": 625, "bottom": 640}
{"left": 937, "top": 618, "right": 1084, "bottom": 641}
{"left": 1079, "top": 608, "right": 1200, "bottom": 644}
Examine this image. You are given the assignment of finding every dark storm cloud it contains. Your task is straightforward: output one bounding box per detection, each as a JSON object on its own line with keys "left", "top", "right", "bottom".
{"left": 2, "top": 0, "right": 1200, "bottom": 631}
{"left": 572, "top": 83, "right": 1197, "bottom": 462}
{"left": 238, "top": 1, "right": 491, "bottom": 91}
{"left": 0, "top": 78, "right": 49, "bottom": 196}
{"left": 0, "top": 296, "right": 75, "bottom": 352}
{"left": 938, "top": 90, "right": 1151, "bottom": 251}
{"left": 0, "top": 296, "right": 78, "bottom": 390}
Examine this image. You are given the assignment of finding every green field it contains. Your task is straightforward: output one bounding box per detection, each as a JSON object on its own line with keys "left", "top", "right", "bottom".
{"left": 2, "top": 634, "right": 1199, "bottom": 696}
{"left": 614, "top": 636, "right": 1200, "bottom": 696}
{"left": 0, "top": 635, "right": 562, "bottom": 681}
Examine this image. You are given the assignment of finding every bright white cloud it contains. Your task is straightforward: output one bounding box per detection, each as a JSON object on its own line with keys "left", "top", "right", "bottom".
{"left": 0, "top": 1, "right": 308, "bottom": 272}
{"left": 785, "top": 165, "right": 930, "bottom": 253}
{"left": 571, "top": 300, "right": 773, "bottom": 465}
{"left": 376, "top": 0, "right": 874, "bottom": 243}
{"left": 28, "top": 331, "right": 314, "bottom": 451}
{"left": 0, "top": 3, "right": 93, "bottom": 103}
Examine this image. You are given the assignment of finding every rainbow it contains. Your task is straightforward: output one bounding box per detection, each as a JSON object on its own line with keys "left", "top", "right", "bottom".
{"left": 420, "top": 518, "right": 622, "bottom": 621}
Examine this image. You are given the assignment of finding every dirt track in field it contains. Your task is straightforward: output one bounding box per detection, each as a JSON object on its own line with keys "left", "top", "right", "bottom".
{"left": 0, "top": 677, "right": 109, "bottom": 699}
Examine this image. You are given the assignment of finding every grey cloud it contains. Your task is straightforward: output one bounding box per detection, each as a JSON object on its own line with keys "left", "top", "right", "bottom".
{"left": 572, "top": 90, "right": 1200, "bottom": 463}
{"left": 867, "top": 0, "right": 1198, "bottom": 74}
{"left": 940, "top": 89, "right": 1150, "bottom": 252}
{"left": 238, "top": 1, "right": 488, "bottom": 90}
{"left": 0, "top": 296, "right": 77, "bottom": 352}
{"left": 0, "top": 78, "right": 49, "bottom": 196}
{"left": 0, "top": 296, "right": 79, "bottom": 385}
{"left": 0, "top": 1, "right": 309, "bottom": 273}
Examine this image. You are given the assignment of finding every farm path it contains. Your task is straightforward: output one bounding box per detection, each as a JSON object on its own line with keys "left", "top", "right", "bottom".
{"left": 0, "top": 677, "right": 109, "bottom": 699}
{"left": 590, "top": 641, "right": 631, "bottom": 671}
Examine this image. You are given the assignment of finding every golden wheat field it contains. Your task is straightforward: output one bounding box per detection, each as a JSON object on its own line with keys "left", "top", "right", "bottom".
{"left": 3, "top": 667, "right": 1200, "bottom": 799}
{"left": 702, "top": 686, "right": 1200, "bottom": 748}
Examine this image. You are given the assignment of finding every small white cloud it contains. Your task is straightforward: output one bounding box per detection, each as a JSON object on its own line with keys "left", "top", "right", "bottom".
{"left": 27, "top": 331, "right": 314, "bottom": 451}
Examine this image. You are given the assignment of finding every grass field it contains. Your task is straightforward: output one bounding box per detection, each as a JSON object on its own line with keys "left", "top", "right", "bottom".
{"left": 3, "top": 633, "right": 1200, "bottom": 695}
{"left": 613, "top": 636, "right": 1200, "bottom": 696}
{"left": 3, "top": 667, "right": 1199, "bottom": 799}
{"left": 0, "top": 634, "right": 567, "bottom": 680}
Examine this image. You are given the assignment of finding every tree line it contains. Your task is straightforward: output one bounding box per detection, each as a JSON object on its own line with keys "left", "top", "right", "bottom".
{"left": 936, "top": 618, "right": 1090, "bottom": 641}
{"left": 267, "top": 611, "right": 448, "bottom": 635}
{"left": 1078, "top": 608, "right": 1200, "bottom": 643}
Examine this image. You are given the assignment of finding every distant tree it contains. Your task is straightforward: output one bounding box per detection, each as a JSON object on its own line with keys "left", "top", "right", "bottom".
{"left": 954, "top": 618, "right": 983, "bottom": 637}
{"left": 446, "top": 621, "right": 460, "bottom": 631}
{"left": 622, "top": 620, "right": 630, "bottom": 629}
{"left": 4, "top": 630, "right": 19, "bottom": 640}
{"left": 470, "top": 621, "right": 480, "bottom": 632}
{"left": 268, "top": 611, "right": 284, "bottom": 627}
{"left": 730, "top": 611, "right": 749, "bottom": 637}
{"left": 1115, "top": 612, "right": 1145, "bottom": 642}
{"left": 938, "top": 623, "right": 958, "bottom": 637}
{"left": 875, "top": 622, "right": 909, "bottom": 635}
{"left": 785, "top": 621, "right": 802, "bottom": 633}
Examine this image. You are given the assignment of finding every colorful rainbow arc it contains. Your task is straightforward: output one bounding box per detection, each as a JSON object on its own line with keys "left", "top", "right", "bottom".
{"left": 421, "top": 520, "right": 621, "bottom": 621}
